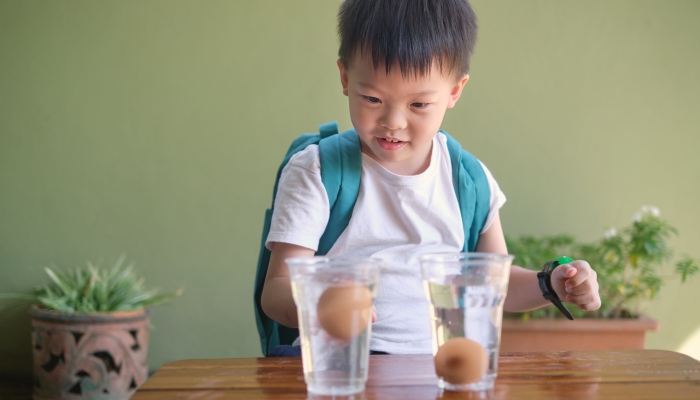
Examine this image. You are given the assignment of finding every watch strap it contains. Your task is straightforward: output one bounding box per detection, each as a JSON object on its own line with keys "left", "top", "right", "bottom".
{"left": 538, "top": 259, "right": 574, "bottom": 320}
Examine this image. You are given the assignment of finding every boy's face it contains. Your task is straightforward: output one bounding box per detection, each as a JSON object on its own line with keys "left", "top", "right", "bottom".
{"left": 338, "top": 53, "right": 469, "bottom": 175}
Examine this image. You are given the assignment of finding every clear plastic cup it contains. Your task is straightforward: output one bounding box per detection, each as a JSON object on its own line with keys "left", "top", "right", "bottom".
{"left": 419, "top": 253, "right": 513, "bottom": 391}
{"left": 287, "top": 257, "right": 383, "bottom": 396}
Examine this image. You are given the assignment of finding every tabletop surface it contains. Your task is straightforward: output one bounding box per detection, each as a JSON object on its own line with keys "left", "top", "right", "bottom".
{"left": 132, "top": 350, "right": 700, "bottom": 399}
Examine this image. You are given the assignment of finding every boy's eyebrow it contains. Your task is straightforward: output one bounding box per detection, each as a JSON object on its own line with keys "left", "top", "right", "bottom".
{"left": 357, "top": 82, "right": 437, "bottom": 96}
{"left": 411, "top": 90, "right": 438, "bottom": 96}
{"left": 357, "top": 81, "right": 381, "bottom": 92}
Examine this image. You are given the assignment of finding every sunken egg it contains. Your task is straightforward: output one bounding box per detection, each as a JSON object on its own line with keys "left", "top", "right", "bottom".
{"left": 434, "top": 337, "right": 489, "bottom": 385}
{"left": 316, "top": 283, "right": 372, "bottom": 340}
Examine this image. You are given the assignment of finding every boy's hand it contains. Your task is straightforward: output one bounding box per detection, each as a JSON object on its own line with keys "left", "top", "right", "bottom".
{"left": 550, "top": 260, "right": 601, "bottom": 311}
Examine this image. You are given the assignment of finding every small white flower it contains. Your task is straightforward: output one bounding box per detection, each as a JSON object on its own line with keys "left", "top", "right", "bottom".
{"left": 642, "top": 205, "right": 661, "bottom": 217}
{"left": 604, "top": 228, "right": 618, "bottom": 239}
{"left": 633, "top": 212, "right": 642, "bottom": 222}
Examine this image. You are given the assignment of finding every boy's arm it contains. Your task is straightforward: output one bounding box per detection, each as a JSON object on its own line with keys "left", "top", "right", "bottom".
{"left": 475, "top": 212, "right": 601, "bottom": 313}
{"left": 262, "top": 243, "right": 379, "bottom": 328}
{"left": 261, "top": 242, "right": 315, "bottom": 328}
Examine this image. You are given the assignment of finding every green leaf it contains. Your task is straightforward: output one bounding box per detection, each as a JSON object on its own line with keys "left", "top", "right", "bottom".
{"left": 0, "top": 293, "right": 37, "bottom": 311}
{"left": 37, "top": 296, "right": 74, "bottom": 313}
{"left": 676, "top": 256, "right": 700, "bottom": 283}
{"left": 0, "top": 293, "right": 36, "bottom": 300}
{"left": 44, "top": 267, "right": 73, "bottom": 296}
{"left": 139, "top": 287, "right": 184, "bottom": 307}
{"left": 0, "top": 299, "right": 34, "bottom": 311}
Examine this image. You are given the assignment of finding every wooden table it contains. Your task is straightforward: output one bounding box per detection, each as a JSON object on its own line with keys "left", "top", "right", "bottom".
{"left": 133, "top": 350, "right": 700, "bottom": 399}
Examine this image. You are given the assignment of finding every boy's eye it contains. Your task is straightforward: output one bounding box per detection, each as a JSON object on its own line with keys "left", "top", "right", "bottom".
{"left": 411, "top": 102, "right": 428, "bottom": 108}
{"left": 364, "top": 96, "right": 381, "bottom": 104}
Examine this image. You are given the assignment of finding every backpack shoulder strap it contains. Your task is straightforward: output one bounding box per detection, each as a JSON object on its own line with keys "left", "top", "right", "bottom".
{"left": 441, "top": 131, "right": 491, "bottom": 252}
{"left": 317, "top": 125, "right": 362, "bottom": 255}
{"left": 319, "top": 121, "right": 339, "bottom": 139}
{"left": 254, "top": 122, "right": 361, "bottom": 356}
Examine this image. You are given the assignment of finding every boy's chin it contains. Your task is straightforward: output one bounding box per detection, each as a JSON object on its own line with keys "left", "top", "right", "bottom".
{"left": 368, "top": 148, "right": 416, "bottom": 167}
{"left": 361, "top": 141, "right": 400, "bottom": 157}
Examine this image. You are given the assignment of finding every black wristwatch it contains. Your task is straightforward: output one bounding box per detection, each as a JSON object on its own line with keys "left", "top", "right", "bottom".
{"left": 537, "top": 256, "right": 574, "bottom": 320}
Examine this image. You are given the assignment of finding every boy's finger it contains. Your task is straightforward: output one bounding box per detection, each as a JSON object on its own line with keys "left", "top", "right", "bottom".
{"left": 554, "top": 264, "right": 577, "bottom": 280}
{"left": 576, "top": 298, "right": 602, "bottom": 311}
{"left": 567, "top": 279, "right": 598, "bottom": 296}
{"left": 564, "top": 261, "right": 593, "bottom": 288}
{"left": 565, "top": 292, "right": 596, "bottom": 305}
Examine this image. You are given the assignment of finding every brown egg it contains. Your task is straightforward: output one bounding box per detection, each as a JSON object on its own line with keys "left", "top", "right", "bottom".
{"left": 316, "top": 283, "right": 372, "bottom": 340}
{"left": 434, "top": 337, "right": 489, "bottom": 385}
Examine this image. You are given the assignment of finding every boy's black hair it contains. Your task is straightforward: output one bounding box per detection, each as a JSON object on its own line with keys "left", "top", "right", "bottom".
{"left": 338, "top": 0, "right": 477, "bottom": 78}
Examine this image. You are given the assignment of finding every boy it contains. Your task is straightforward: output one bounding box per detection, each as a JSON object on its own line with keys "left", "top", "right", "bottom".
{"left": 261, "top": 0, "right": 600, "bottom": 355}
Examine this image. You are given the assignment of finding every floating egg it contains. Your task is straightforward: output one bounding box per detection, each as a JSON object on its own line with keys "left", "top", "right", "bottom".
{"left": 316, "top": 283, "right": 372, "bottom": 340}
{"left": 434, "top": 337, "right": 489, "bottom": 385}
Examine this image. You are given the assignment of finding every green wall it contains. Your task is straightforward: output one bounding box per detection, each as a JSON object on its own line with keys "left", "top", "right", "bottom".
{"left": 1, "top": 0, "right": 699, "bottom": 375}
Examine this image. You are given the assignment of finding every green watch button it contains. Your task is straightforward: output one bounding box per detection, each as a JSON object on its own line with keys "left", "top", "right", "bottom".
{"left": 557, "top": 256, "right": 575, "bottom": 265}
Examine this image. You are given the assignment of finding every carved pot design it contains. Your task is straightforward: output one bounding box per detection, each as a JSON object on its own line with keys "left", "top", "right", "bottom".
{"left": 30, "top": 305, "right": 150, "bottom": 400}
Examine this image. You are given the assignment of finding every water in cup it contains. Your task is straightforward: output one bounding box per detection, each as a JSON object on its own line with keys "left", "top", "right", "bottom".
{"left": 420, "top": 253, "right": 513, "bottom": 391}
{"left": 287, "top": 257, "right": 382, "bottom": 396}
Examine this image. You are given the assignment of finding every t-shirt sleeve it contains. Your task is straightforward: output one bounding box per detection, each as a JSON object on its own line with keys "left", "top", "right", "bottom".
{"left": 478, "top": 160, "right": 506, "bottom": 234}
{"left": 265, "top": 145, "right": 330, "bottom": 251}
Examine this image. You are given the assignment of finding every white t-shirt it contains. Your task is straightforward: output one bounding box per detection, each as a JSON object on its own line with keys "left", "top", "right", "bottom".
{"left": 266, "top": 132, "right": 506, "bottom": 354}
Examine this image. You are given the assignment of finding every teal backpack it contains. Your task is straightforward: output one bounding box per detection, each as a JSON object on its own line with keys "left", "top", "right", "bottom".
{"left": 253, "top": 121, "right": 491, "bottom": 356}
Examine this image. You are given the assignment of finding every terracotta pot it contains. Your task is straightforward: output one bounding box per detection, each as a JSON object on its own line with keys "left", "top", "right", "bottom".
{"left": 499, "top": 315, "right": 659, "bottom": 353}
{"left": 29, "top": 305, "right": 150, "bottom": 400}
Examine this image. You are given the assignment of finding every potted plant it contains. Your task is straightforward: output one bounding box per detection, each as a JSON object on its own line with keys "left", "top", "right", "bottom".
{"left": 501, "top": 206, "right": 699, "bottom": 352}
{"left": 0, "top": 256, "right": 182, "bottom": 400}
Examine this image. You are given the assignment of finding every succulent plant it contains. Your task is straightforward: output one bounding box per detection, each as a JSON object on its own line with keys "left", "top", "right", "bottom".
{"left": 0, "top": 255, "right": 182, "bottom": 313}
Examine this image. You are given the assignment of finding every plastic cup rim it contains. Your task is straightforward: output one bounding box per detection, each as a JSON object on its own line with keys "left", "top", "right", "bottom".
{"left": 418, "top": 252, "right": 515, "bottom": 264}
{"left": 285, "top": 256, "right": 385, "bottom": 272}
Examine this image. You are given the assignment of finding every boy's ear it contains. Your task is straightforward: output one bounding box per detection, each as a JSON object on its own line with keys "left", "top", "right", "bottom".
{"left": 337, "top": 58, "right": 349, "bottom": 96}
{"left": 447, "top": 74, "right": 469, "bottom": 108}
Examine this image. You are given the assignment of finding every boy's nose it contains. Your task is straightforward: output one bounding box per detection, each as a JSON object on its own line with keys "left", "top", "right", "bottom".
{"left": 379, "top": 108, "right": 407, "bottom": 131}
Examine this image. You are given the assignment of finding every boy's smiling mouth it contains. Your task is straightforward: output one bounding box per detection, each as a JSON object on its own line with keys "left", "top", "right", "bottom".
{"left": 377, "top": 136, "right": 406, "bottom": 151}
